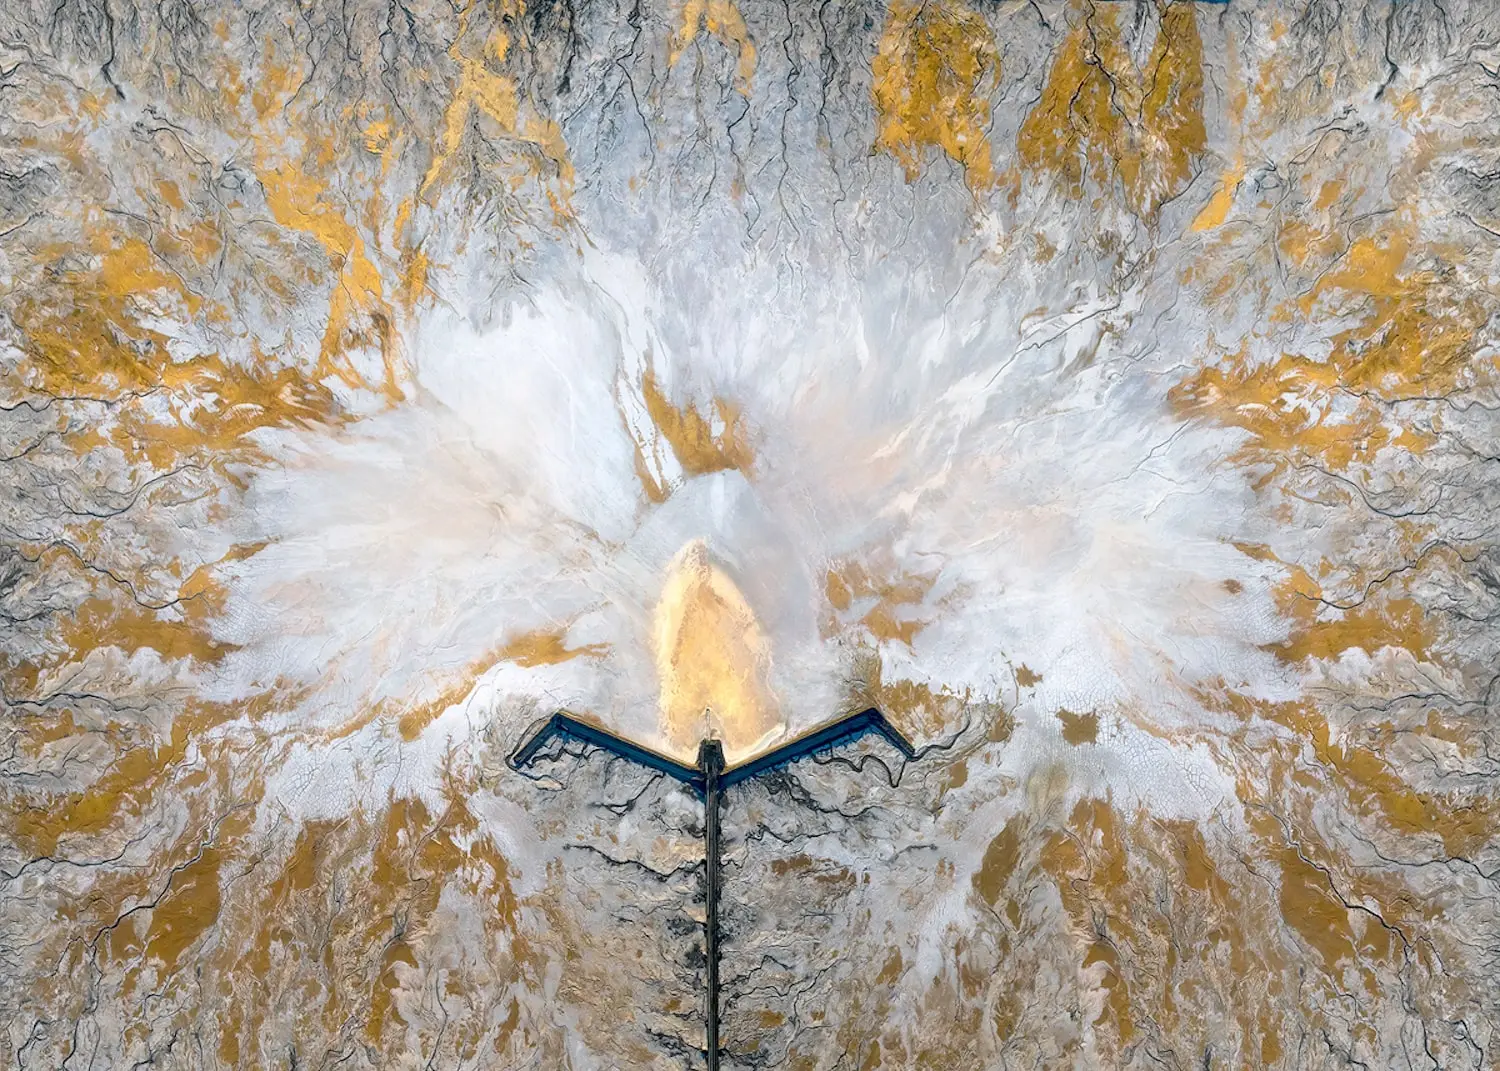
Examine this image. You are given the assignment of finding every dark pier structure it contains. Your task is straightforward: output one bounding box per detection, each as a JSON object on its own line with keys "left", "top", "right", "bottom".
{"left": 512, "top": 708, "right": 918, "bottom": 1071}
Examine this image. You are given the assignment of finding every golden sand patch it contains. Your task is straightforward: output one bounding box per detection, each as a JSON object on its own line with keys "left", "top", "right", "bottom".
{"left": 391, "top": 626, "right": 608, "bottom": 741}
{"left": 259, "top": 163, "right": 407, "bottom": 402}
{"left": 1174, "top": 223, "right": 1492, "bottom": 476}
{"left": 1190, "top": 165, "right": 1243, "bottom": 231}
{"left": 670, "top": 0, "right": 757, "bottom": 92}
{"left": 824, "top": 557, "right": 935, "bottom": 647}
{"left": 642, "top": 370, "right": 755, "bottom": 480}
{"left": 420, "top": 13, "right": 575, "bottom": 221}
{"left": 872, "top": 0, "right": 998, "bottom": 189}
{"left": 217, "top": 775, "right": 525, "bottom": 1063}
{"left": 1016, "top": 3, "right": 1205, "bottom": 216}
{"left": 845, "top": 648, "right": 982, "bottom": 741}
{"left": 1, "top": 694, "right": 273, "bottom": 858}
{"left": 1205, "top": 687, "right": 1497, "bottom": 858}
{"left": 973, "top": 816, "right": 1023, "bottom": 906}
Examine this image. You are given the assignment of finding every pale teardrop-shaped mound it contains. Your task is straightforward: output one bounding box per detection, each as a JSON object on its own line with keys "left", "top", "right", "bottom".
{"left": 652, "top": 540, "right": 783, "bottom": 764}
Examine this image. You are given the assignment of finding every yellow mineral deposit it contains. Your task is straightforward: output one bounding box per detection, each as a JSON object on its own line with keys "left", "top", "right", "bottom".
{"left": 652, "top": 540, "right": 782, "bottom": 762}
{"left": 872, "top": 0, "right": 999, "bottom": 189}
{"left": 4, "top": 1, "right": 1496, "bottom": 1064}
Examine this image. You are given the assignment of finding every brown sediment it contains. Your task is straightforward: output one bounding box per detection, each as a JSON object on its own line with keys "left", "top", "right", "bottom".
{"left": 215, "top": 771, "right": 527, "bottom": 1064}
{"left": 1274, "top": 843, "right": 1356, "bottom": 974}
{"left": 1217, "top": 541, "right": 1438, "bottom": 674}
{"left": 498, "top": 626, "right": 611, "bottom": 668}
{"left": 393, "top": 626, "right": 609, "bottom": 741}
{"left": 973, "top": 816, "right": 1024, "bottom": 906}
{"left": 258, "top": 163, "right": 407, "bottom": 402}
{"left": 5, "top": 702, "right": 240, "bottom": 857}
{"left": 1056, "top": 708, "right": 1098, "bottom": 745}
{"left": 847, "top": 648, "right": 973, "bottom": 739}
{"left": 1013, "top": 664, "right": 1042, "bottom": 687}
{"left": 419, "top": 5, "right": 575, "bottom": 220}
{"left": 1029, "top": 799, "right": 1308, "bottom": 1063}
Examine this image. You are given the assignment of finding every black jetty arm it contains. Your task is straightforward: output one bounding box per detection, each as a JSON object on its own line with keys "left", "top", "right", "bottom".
{"left": 511, "top": 712, "right": 703, "bottom": 787}
{"left": 720, "top": 707, "right": 916, "bottom": 789}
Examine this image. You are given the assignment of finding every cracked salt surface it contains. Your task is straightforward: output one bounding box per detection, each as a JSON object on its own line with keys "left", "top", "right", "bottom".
{"left": 1, "top": 0, "right": 1497, "bottom": 1066}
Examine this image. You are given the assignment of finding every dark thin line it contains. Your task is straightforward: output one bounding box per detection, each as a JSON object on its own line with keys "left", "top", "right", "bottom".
{"left": 699, "top": 740, "right": 725, "bottom": 1071}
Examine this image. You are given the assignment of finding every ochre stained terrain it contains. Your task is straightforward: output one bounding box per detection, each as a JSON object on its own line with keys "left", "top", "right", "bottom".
{"left": 0, "top": 1, "right": 1496, "bottom": 1068}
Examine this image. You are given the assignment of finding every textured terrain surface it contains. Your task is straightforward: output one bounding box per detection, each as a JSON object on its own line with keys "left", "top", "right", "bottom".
{"left": 2, "top": 0, "right": 1499, "bottom": 1067}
